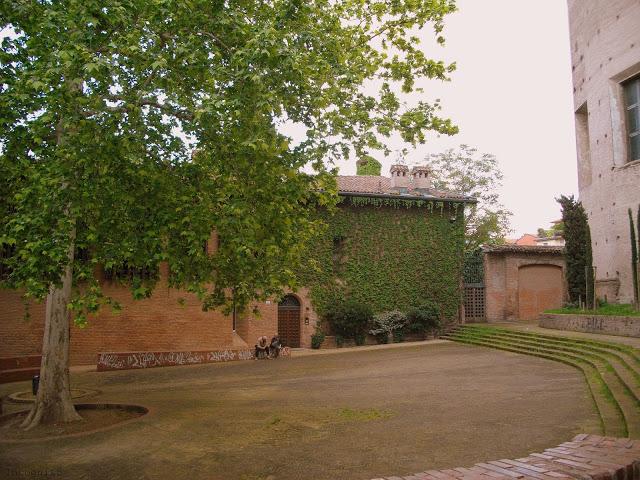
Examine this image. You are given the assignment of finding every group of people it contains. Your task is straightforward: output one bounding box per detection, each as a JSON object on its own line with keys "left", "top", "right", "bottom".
{"left": 255, "top": 335, "right": 283, "bottom": 359}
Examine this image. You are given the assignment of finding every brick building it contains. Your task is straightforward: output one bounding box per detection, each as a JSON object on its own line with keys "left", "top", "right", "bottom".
{"left": 0, "top": 165, "right": 473, "bottom": 367}
{"left": 568, "top": 0, "right": 640, "bottom": 303}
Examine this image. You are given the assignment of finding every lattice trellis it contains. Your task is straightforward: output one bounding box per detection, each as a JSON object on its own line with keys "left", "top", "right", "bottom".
{"left": 464, "top": 286, "right": 485, "bottom": 322}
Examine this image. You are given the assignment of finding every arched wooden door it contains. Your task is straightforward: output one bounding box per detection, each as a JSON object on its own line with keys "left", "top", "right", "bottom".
{"left": 518, "top": 265, "right": 563, "bottom": 320}
{"left": 278, "top": 295, "right": 301, "bottom": 348}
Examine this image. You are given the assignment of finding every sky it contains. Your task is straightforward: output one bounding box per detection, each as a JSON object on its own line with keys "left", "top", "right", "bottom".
{"left": 304, "top": 0, "right": 579, "bottom": 238}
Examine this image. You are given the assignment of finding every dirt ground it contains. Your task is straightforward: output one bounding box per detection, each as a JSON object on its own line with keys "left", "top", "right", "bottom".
{"left": 0, "top": 342, "right": 599, "bottom": 480}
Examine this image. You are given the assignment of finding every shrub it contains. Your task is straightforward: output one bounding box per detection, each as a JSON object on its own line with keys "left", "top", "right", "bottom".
{"left": 311, "top": 330, "right": 325, "bottom": 349}
{"left": 369, "top": 310, "right": 408, "bottom": 343}
{"left": 406, "top": 302, "right": 441, "bottom": 335}
{"left": 325, "top": 299, "right": 373, "bottom": 341}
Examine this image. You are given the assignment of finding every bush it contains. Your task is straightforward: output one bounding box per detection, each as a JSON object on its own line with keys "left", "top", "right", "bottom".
{"left": 369, "top": 310, "right": 408, "bottom": 343}
{"left": 325, "top": 299, "right": 373, "bottom": 341}
{"left": 311, "top": 330, "right": 325, "bottom": 349}
{"left": 406, "top": 302, "right": 441, "bottom": 335}
{"left": 392, "top": 329, "right": 405, "bottom": 343}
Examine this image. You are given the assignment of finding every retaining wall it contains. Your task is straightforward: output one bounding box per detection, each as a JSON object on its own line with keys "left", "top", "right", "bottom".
{"left": 540, "top": 313, "right": 640, "bottom": 338}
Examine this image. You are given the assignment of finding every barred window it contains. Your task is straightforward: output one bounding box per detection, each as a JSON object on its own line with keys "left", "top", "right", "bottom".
{"left": 624, "top": 75, "right": 640, "bottom": 162}
{"left": 103, "top": 263, "right": 158, "bottom": 282}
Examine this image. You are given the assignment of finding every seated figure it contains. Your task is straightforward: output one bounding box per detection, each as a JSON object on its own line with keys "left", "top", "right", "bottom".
{"left": 255, "top": 335, "right": 269, "bottom": 359}
{"left": 269, "top": 335, "right": 282, "bottom": 358}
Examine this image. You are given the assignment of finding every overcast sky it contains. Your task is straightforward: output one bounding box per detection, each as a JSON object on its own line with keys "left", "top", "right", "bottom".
{"left": 316, "top": 0, "right": 579, "bottom": 238}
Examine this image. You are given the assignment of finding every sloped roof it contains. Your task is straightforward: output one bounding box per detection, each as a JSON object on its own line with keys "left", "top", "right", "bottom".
{"left": 336, "top": 175, "right": 476, "bottom": 203}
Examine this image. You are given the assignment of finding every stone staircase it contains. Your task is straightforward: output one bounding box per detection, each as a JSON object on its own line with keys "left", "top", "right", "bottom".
{"left": 0, "top": 355, "right": 41, "bottom": 384}
{"left": 444, "top": 325, "right": 640, "bottom": 439}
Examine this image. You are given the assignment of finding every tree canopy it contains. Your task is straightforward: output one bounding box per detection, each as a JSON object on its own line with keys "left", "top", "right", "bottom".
{"left": 427, "top": 144, "right": 511, "bottom": 251}
{"left": 1, "top": 0, "right": 459, "bottom": 317}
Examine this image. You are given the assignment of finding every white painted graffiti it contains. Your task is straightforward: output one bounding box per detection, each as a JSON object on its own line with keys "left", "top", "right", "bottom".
{"left": 97, "top": 349, "right": 255, "bottom": 370}
{"left": 97, "top": 353, "right": 126, "bottom": 370}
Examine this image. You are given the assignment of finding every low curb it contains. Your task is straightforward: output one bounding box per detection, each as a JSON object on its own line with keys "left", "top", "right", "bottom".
{"left": 0, "top": 403, "right": 150, "bottom": 444}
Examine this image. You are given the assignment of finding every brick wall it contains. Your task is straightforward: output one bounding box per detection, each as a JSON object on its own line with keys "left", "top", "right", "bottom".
{"left": 484, "top": 247, "right": 566, "bottom": 322}
{"left": 568, "top": 0, "right": 640, "bottom": 303}
{"left": 0, "top": 263, "right": 236, "bottom": 366}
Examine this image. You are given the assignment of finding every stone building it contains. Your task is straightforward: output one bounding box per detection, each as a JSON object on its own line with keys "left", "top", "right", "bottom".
{"left": 0, "top": 165, "right": 473, "bottom": 370}
{"left": 568, "top": 0, "right": 640, "bottom": 303}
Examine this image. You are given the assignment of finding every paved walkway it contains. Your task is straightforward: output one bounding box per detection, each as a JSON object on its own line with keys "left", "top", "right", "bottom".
{"left": 291, "top": 339, "right": 450, "bottom": 357}
{"left": 379, "top": 434, "right": 640, "bottom": 480}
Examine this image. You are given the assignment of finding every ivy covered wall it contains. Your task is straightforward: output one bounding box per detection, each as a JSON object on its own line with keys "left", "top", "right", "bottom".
{"left": 299, "top": 196, "right": 466, "bottom": 320}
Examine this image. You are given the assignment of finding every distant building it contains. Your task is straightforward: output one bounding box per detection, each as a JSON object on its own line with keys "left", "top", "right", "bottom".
{"left": 506, "top": 231, "right": 565, "bottom": 248}
{"left": 568, "top": 0, "right": 640, "bottom": 303}
{"left": 535, "top": 236, "right": 565, "bottom": 247}
{"left": 507, "top": 234, "right": 538, "bottom": 246}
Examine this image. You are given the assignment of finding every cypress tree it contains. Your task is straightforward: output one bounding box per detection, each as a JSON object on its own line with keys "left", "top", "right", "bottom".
{"left": 558, "top": 195, "right": 594, "bottom": 307}
{"left": 630, "top": 208, "right": 639, "bottom": 308}
{"left": 637, "top": 205, "right": 640, "bottom": 306}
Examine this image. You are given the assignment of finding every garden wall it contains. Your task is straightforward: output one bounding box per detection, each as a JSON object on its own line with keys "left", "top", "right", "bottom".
{"left": 0, "top": 262, "right": 278, "bottom": 366}
{"left": 540, "top": 313, "right": 640, "bottom": 338}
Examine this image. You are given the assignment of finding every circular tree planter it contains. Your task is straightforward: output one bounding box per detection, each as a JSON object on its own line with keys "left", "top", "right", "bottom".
{"left": 0, "top": 403, "right": 149, "bottom": 443}
{"left": 6, "top": 388, "right": 100, "bottom": 404}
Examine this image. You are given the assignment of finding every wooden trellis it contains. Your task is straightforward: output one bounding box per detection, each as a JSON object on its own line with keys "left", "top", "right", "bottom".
{"left": 463, "top": 249, "right": 485, "bottom": 322}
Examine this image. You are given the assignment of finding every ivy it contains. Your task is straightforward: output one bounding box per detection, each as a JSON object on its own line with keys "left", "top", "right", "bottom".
{"left": 341, "top": 195, "right": 462, "bottom": 214}
{"left": 300, "top": 200, "right": 465, "bottom": 321}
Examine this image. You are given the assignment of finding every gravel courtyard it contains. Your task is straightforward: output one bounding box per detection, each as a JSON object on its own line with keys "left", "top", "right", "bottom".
{"left": 0, "top": 342, "right": 599, "bottom": 480}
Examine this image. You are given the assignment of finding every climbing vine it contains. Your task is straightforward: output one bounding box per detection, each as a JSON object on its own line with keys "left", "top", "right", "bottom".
{"left": 299, "top": 198, "right": 466, "bottom": 321}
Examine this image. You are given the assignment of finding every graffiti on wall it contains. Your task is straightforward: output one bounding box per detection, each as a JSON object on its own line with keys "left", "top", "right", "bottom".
{"left": 97, "top": 348, "right": 255, "bottom": 371}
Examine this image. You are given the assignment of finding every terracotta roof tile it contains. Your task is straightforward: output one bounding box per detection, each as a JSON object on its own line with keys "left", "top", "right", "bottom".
{"left": 336, "top": 175, "right": 474, "bottom": 202}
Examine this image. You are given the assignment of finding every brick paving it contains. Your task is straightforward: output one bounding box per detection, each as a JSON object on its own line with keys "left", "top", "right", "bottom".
{"left": 375, "top": 435, "right": 640, "bottom": 480}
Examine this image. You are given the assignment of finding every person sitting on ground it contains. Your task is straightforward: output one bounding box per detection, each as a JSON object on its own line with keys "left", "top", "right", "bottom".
{"left": 269, "top": 335, "right": 282, "bottom": 358}
{"left": 255, "top": 335, "right": 269, "bottom": 359}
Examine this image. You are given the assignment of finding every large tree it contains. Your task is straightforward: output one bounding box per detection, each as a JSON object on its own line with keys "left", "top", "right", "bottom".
{"left": 427, "top": 144, "right": 511, "bottom": 251}
{"left": 0, "top": 0, "right": 458, "bottom": 428}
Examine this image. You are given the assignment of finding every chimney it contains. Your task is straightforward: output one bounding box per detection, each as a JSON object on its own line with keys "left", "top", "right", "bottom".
{"left": 410, "top": 166, "right": 432, "bottom": 192}
{"left": 390, "top": 164, "right": 410, "bottom": 191}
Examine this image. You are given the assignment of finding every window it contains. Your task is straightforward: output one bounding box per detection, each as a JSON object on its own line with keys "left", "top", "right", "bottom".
{"left": 624, "top": 75, "right": 640, "bottom": 162}
{"left": 103, "top": 263, "right": 158, "bottom": 282}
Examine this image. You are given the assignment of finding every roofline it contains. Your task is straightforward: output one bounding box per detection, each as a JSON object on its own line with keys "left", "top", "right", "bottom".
{"left": 482, "top": 245, "right": 565, "bottom": 255}
{"left": 338, "top": 191, "right": 477, "bottom": 204}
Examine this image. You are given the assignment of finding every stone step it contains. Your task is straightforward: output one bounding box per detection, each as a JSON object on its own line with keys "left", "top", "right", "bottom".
{"left": 462, "top": 329, "right": 640, "bottom": 402}
{"left": 449, "top": 332, "right": 628, "bottom": 438}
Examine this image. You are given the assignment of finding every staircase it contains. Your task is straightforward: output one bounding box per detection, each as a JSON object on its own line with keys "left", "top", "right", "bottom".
{"left": 444, "top": 325, "right": 640, "bottom": 439}
{"left": 0, "top": 355, "right": 41, "bottom": 384}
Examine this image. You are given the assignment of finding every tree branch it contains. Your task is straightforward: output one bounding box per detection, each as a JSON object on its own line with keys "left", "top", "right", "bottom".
{"left": 83, "top": 95, "right": 195, "bottom": 122}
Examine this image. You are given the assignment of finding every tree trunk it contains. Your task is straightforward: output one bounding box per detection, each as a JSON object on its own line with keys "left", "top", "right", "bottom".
{"left": 21, "top": 234, "right": 81, "bottom": 430}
